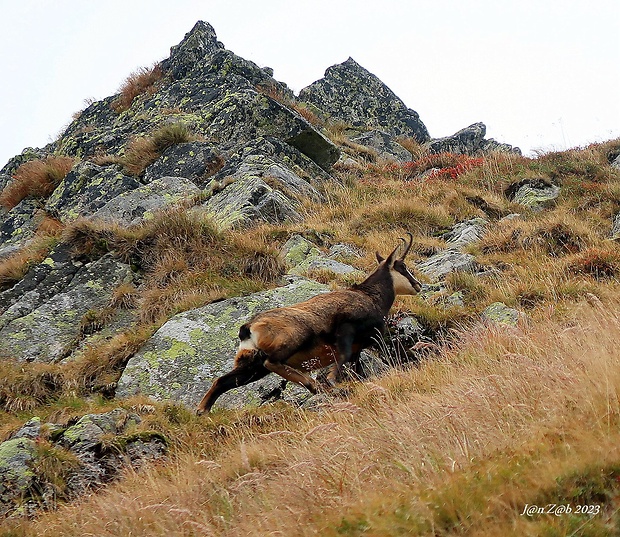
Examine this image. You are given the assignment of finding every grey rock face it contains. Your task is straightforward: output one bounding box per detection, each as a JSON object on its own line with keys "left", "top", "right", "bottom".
{"left": 612, "top": 213, "right": 620, "bottom": 239}
{"left": 350, "top": 130, "right": 413, "bottom": 162}
{"left": 12, "top": 417, "right": 42, "bottom": 440}
{"left": 116, "top": 278, "right": 329, "bottom": 409}
{"left": 144, "top": 141, "right": 221, "bottom": 185}
{"left": 481, "top": 302, "right": 521, "bottom": 326}
{"left": 215, "top": 136, "right": 333, "bottom": 188}
{"left": 299, "top": 57, "right": 430, "bottom": 142}
{"left": 201, "top": 149, "right": 324, "bottom": 228}
{"left": 442, "top": 218, "right": 488, "bottom": 249}
{"left": 0, "top": 409, "right": 167, "bottom": 517}
{"left": 92, "top": 176, "right": 201, "bottom": 226}
{"left": 0, "top": 437, "right": 36, "bottom": 514}
{"left": 428, "top": 123, "right": 521, "bottom": 155}
{"left": 291, "top": 256, "right": 363, "bottom": 277}
{"left": 281, "top": 235, "right": 321, "bottom": 269}
{"left": 46, "top": 161, "right": 141, "bottom": 223}
{"left": 417, "top": 249, "right": 479, "bottom": 281}
{"left": 281, "top": 235, "right": 363, "bottom": 278}
{"left": 202, "top": 175, "right": 303, "bottom": 228}
{"left": 199, "top": 87, "right": 339, "bottom": 169}
{"left": 0, "top": 244, "right": 83, "bottom": 329}
{"left": 58, "top": 408, "right": 167, "bottom": 486}
{"left": 59, "top": 408, "right": 141, "bottom": 452}
{"left": 0, "top": 146, "right": 50, "bottom": 177}
{"left": 0, "top": 199, "right": 41, "bottom": 254}
{"left": 161, "top": 21, "right": 224, "bottom": 80}
{"left": 0, "top": 255, "right": 133, "bottom": 363}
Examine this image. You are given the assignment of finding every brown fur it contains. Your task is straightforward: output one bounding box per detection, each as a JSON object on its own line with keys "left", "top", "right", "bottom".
{"left": 196, "top": 235, "right": 421, "bottom": 414}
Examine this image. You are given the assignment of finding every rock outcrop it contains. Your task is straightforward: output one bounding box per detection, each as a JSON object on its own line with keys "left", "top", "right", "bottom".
{"left": 350, "top": 130, "right": 413, "bottom": 162}
{"left": 46, "top": 162, "right": 141, "bottom": 223}
{"left": 117, "top": 277, "right": 330, "bottom": 409}
{"left": 428, "top": 123, "right": 521, "bottom": 156}
{"left": 505, "top": 178, "right": 561, "bottom": 211}
{"left": 299, "top": 57, "right": 430, "bottom": 142}
{"left": 0, "top": 254, "right": 133, "bottom": 363}
{"left": 0, "top": 410, "right": 167, "bottom": 517}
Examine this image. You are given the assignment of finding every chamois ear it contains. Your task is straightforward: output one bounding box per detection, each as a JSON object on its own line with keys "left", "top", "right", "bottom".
{"left": 375, "top": 252, "right": 384, "bottom": 264}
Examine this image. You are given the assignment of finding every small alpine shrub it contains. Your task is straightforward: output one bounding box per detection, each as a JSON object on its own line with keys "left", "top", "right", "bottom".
{"left": 386, "top": 153, "right": 485, "bottom": 181}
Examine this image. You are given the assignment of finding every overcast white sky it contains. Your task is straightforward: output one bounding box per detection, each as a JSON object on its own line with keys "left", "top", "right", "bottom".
{"left": 1, "top": 0, "right": 619, "bottom": 167}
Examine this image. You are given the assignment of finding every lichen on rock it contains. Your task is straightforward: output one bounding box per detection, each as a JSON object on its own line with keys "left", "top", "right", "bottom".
{"left": 0, "top": 255, "right": 133, "bottom": 363}
{"left": 116, "top": 277, "right": 329, "bottom": 409}
{"left": 46, "top": 161, "right": 141, "bottom": 223}
{"left": 0, "top": 437, "right": 37, "bottom": 514}
{"left": 92, "top": 176, "right": 200, "bottom": 226}
{"left": 299, "top": 57, "right": 429, "bottom": 142}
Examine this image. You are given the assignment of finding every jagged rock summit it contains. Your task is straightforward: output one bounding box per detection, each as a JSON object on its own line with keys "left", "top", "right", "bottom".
{"left": 429, "top": 122, "right": 520, "bottom": 155}
{"left": 299, "top": 57, "right": 430, "bottom": 142}
{"left": 51, "top": 20, "right": 339, "bottom": 169}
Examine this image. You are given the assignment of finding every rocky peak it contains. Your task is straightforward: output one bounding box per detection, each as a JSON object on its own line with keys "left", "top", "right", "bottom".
{"left": 161, "top": 20, "right": 224, "bottom": 80}
{"left": 299, "top": 57, "right": 430, "bottom": 142}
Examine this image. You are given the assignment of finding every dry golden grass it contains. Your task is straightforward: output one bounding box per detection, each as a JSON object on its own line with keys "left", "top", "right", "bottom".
{"left": 2, "top": 141, "right": 620, "bottom": 533}
{"left": 0, "top": 361, "right": 64, "bottom": 414}
{"left": 111, "top": 63, "right": 164, "bottom": 113}
{"left": 121, "top": 123, "right": 202, "bottom": 177}
{"left": 0, "top": 156, "right": 74, "bottom": 210}
{"left": 8, "top": 298, "right": 620, "bottom": 536}
{"left": 477, "top": 209, "right": 598, "bottom": 257}
{"left": 62, "top": 207, "right": 284, "bottom": 326}
{"left": 62, "top": 325, "right": 157, "bottom": 395}
{"left": 0, "top": 216, "right": 64, "bottom": 290}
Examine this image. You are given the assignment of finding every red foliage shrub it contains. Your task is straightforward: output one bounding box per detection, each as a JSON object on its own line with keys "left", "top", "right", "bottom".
{"left": 566, "top": 247, "right": 620, "bottom": 280}
{"left": 386, "top": 153, "right": 485, "bottom": 181}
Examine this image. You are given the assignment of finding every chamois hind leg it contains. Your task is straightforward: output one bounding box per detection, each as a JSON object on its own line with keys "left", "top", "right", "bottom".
{"left": 196, "top": 363, "right": 270, "bottom": 415}
{"left": 263, "top": 359, "right": 321, "bottom": 395}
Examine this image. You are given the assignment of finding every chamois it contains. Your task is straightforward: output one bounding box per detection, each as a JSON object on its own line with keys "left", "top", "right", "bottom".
{"left": 196, "top": 234, "right": 421, "bottom": 414}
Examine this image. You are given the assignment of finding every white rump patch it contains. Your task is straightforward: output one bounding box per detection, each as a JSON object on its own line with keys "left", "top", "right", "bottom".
{"left": 238, "top": 329, "right": 259, "bottom": 351}
{"left": 238, "top": 338, "right": 257, "bottom": 351}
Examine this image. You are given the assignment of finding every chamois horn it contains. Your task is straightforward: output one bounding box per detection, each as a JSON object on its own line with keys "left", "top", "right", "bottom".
{"left": 398, "top": 232, "right": 414, "bottom": 261}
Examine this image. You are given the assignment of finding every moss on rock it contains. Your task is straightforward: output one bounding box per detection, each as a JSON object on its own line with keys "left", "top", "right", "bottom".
{"left": 116, "top": 277, "right": 329, "bottom": 409}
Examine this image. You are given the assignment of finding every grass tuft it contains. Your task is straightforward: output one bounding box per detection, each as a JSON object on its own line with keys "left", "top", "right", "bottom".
{"left": 111, "top": 64, "right": 163, "bottom": 113}
{"left": 565, "top": 246, "right": 620, "bottom": 280}
{"left": 121, "top": 123, "right": 202, "bottom": 177}
{"left": 0, "top": 156, "right": 75, "bottom": 210}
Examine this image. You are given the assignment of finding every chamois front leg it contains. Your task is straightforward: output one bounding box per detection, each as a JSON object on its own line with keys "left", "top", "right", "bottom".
{"left": 326, "top": 323, "right": 356, "bottom": 386}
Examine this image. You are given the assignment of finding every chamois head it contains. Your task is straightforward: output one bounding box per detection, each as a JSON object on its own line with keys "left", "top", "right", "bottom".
{"left": 375, "top": 233, "right": 422, "bottom": 295}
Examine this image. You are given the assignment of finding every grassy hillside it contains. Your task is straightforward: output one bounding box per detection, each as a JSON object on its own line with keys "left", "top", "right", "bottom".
{"left": 2, "top": 140, "right": 620, "bottom": 535}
